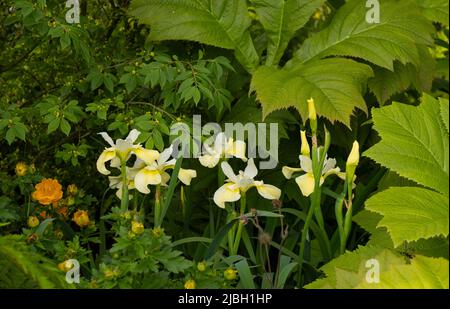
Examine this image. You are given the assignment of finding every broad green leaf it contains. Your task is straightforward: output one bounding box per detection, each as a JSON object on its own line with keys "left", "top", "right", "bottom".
{"left": 365, "top": 187, "right": 449, "bottom": 247}
{"left": 292, "top": 0, "right": 433, "bottom": 70}
{"left": 368, "top": 47, "right": 435, "bottom": 104}
{"left": 357, "top": 255, "right": 449, "bottom": 289}
{"left": 275, "top": 256, "right": 297, "bottom": 288}
{"left": 376, "top": 171, "right": 420, "bottom": 192}
{"left": 411, "top": 0, "right": 449, "bottom": 26}
{"left": 47, "top": 118, "right": 61, "bottom": 134}
{"left": 407, "top": 237, "right": 449, "bottom": 259}
{"left": 353, "top": 210, "right": 393, "bottom": 248}
{"left": 365, "top": 94, "right": 449, "bottom": 195}
{"left": 250, "top": 58, "right": 373, "bottom": 125}
{"left": 130, "top": 0, "right": 259, "bottom": 72}
{"left": 60, "top": 118, "right": 71, "bottom": 136}
{"left": 251, "top": 0, "right": 324, "bottom": 66}
{"left": 305, "top": 246, "right": 405, "bottom": 289}
{"left": 439, "top": 98, "right": 449, "bottom": 134}
{"left": 235, "top": 258, "right": 256, "bottom": 289}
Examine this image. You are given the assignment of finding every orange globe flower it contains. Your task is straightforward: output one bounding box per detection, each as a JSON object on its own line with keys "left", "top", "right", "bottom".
{"left": 32, "top": 179, "right": 63, "bottom": 206}
{"left": 73, "top": 210, "right": 90, "bottom": 228}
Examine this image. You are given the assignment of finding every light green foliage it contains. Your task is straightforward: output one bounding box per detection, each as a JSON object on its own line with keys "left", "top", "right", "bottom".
{"left": 306, "top": 245, "right": 449, "bottom": 289}
{"left": 55, "top": 143, "right": 91, "bottom": 166}
{"left": 365, "top": 94, "right": 449, "bottom": 196}
{"left": 250, "top": 58, "right": 373, "bottom": 125}
{"left": 305, "top": 246, "right": 405, "bottom": 289}
{"left": 131, "top": 0, "right": 435, "bottom": 125}
{"left": 364, "top": 95, "right": 449, "bottom": 246}
{"left": 130, "top": 0, "right": 259, "bottom": 71}
{"left": 411, "top": 0, "right": 450, "bottom": 26}
{"left": 95, "top": 222, "right": 192, "bottom": 288}
{"left": 368, "top": 47, "right": 435, "bottom": 104}
{"left": 365, "top": 187, "right": 449, "bottom": 246}
{"left": 0, "top": 235, "right": 69, "bottom": 288}
{"left": 292, "top": 0, "right": 433, "bottom": 69}
{"left": 357, "top": 255, "right": 449, "bottom": 289}
{"left": 353, "top": 210, "right": 394, "bottom": 248}
{"left": 0, "top": 114, "right": 28, "bottom": 145}
{"left": 251, "top": 0, "right": 325, "bottom": 66}
{"left": 37, "top": 97, "right": 85, "bottom": 136}
{"left": 309, "top": 94, "right": 450, "bottom": 289}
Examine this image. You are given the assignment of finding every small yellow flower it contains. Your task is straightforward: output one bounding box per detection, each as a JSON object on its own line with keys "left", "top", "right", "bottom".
{"left": 73, "top": 210, "right": 90, "bottom": 228}
{"left": 224, "top": 267, "right": 238, "bottom": 281}
{"left": 197, "top": 261, "right": 207, "bottom": 272}
{"left": 58, "top": 260, "right": 74, "bottom": 272}
{"left": 151, "top": 227, "right": 164, "bottom": 238}
{"left": 104, "top": 268, "right": 118, "bottom": 280}
{"left": 312, "top": 9, "right": 323, "bottom": 20}
{"left": 184, "top": 279, "right": 196, "bottom": 289}
{"left": 131, "top": 221, "right": 144, "bottom": 234}
{"left": 15, "top": 162, "right": 27, "bottom": 176}
{"left": 67, "top": 184, "right": 78, "bottom": 196}
{"left": 27, "top": 216, "right": 39, "bottom": 228}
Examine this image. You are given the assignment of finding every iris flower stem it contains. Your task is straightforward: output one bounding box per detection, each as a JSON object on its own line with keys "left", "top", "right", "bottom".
{"left": 154, "top": 185, "right": 161, "bottom": 227}
{"left": 297, "top": 140, "right": 327, "bottom": 287}
{"left": 227, "top": 211, "right": 235, "bottom": 254}
{"left": 335, "top": 194, "right": 346, "bottom": 254}
{"left": 232, "top": 192, "right": 246, "bottom": 255}
{"left": 343, "top": 198, "right": 353, "bottom": 251}
{"left": 120, "top": 162, "right": 129, "bottom": 212}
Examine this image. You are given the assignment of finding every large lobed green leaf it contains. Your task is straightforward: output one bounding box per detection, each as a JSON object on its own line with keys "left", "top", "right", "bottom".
{"left": 365, "top": 94, "right": 449, "bottom": 196}
{"left": 368, "top": 47, "right": 435, "bottom": 104}
{"left": 411, "top": 0, "right": 449, "bottom": 26}
{"left": 250, "top": 58, "right": 373, "bottom": 125}
{"left": 305, "top": 246, "right": 405, "bottom": 288}
{"left": 357, "top": 255, "right": 449, "bottom": 289}
{"left": 251, "top": 0, "right": 325, "bottom": 66}
{"left": 292, "top": 0, "right": 433, "bottom": 70}
{"left": 129, "top": 0, "right": 259, "bottom": 71}
{"left": 365, "top": 187, "right": 449, "bottom": 247}
{"left": 307, "top": 245, "right": 449, "bottom": 289}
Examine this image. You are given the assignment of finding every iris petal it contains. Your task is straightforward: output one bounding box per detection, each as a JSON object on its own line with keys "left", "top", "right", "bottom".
{"left": 213, "top": 183, "right": 241, "bottom": 208}
{"left": 96, "top": 149, "right": 117, "bottom": 175}
{"left": 295, "top": 173, "right": 316, "bottom": 197}
{"left": 134, "top": 168, "right": 162, "bottom": 194}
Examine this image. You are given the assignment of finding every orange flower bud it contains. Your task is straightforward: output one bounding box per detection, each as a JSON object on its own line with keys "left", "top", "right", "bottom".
{"left": 73, "top": 210, "right": 90, "bottom": 228}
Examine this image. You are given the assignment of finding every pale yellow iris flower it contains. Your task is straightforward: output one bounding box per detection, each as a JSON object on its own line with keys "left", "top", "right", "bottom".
{"left": 108, "top": 166, "right": 140, "bottom": 200}
{"left": 199, "top": 132, "right": 247, "bottom": 168}
{"left": 283, "top": 153, "right": 342, "bottom": 197}
{"left": 96, "top": 129, "right": 159, "bottom": 175}
{"left": 134, "top": 145, "right": 197, "bottom": 194}
{"left": 213, "top": 158, "right": 281, "bottom": 208}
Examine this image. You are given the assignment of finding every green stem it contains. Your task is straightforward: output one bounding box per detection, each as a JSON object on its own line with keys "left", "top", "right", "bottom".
{"left": 154, "top": 185, "right": 161, "bottom": 227}
{"left": 343, "top": 199, "right": 353, "bottom": 249}
{"left": 120, "top": 162, "right": 129, "bottom": 211}
{"left": 335, "top": 195, "right": 346, "bottom": 254}
{"left": 227, "top": 211, "right": 235, "bottom": 254}
{"left": 297, "top": 190, "right": 318, "bottom": 286}
{"left": 232, "top": 192, "right": 246, "bottom": 255}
